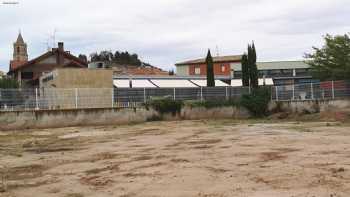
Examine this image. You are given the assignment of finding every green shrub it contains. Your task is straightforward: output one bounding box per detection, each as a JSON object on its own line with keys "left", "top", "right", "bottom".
{"left": 0, "top": 78, "right": 19, "bottom": 89}
{"left": 240, "top": 87, "right": 271, "bottom": 117}
{"left": 145, "top": 98, "right": 183, "bottom": 116}
{"left": 185, "top": 99, "right": 239, "bottom": 109}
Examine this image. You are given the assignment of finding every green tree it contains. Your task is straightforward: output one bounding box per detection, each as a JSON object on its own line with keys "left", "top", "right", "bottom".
{"left": 206, "top": 49, "right": 215, "bottom": 87}
{"left": 78, "top": 54, "right": 88, "bottom": 63}
{"left": 305, "top": 33, "right": 350, "bottom": 81}
{"left": 248, "top": 42, "right": 259, "bottom": 88}
{"left": 0, "top": 78, "right": 19, "bottom": 89}
{"left": 241, "top": 54, "right": 250, "bottom": 86}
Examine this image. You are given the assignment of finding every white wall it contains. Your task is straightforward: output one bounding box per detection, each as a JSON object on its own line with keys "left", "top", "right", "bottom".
{"left": 176, "top": 65, "right": 190, "bottom": 76}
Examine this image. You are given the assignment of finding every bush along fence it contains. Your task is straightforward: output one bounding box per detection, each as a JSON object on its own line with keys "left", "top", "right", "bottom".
{"left": 0, "top": 86, "right": 250, "bottom": 111}
{"left": 145, "top": 86, "right": 272, "bottom": 119}
{"left": 272, "top": 80, "right": 350, "bottom": 101}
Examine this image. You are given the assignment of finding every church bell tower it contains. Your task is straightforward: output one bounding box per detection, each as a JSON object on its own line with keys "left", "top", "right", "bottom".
{"left": 13, "top": 32, "right": 28, "bottom": 62}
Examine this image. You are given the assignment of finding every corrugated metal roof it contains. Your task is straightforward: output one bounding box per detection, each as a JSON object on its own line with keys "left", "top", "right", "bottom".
{"left": 113, "top": 79, "right": 157, "bottom": 88}
{"left": 231, "top": 78, "right": 274, "bottom": 87}
{"left": 113, "top": 80, "right": 130, "bottom": 88}
{"left": 132, "top": 80, "right": 157, "bottom": 88}
{"left": 176, "top": 55, "right": 242, "bottom": 65}
{"left": 151, "top": 79, "right": 198, "bottom": 88}
{"left": 190, "top": 80, "right": 230, "bottom": 87}
{"left": 231, "top": 61, "right": 309, "bottom": 71}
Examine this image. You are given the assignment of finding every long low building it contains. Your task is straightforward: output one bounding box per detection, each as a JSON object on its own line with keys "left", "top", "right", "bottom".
{"left": 113, "top": 75, "right": 273, "bottom": 88}
{"left": 175, "top": 55, "right": 315, "bottom": 85}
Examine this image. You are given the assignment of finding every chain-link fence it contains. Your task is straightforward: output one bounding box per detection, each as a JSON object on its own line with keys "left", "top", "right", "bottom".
{"left": 0, "top": 86, "right": 250, "bottom": 111}
{"left": 271, "top": 80, "right": 350, "bottom": 101}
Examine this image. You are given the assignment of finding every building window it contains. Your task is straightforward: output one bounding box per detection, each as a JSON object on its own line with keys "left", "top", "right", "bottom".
{"left": 194, "top": 66, "right": 200, "bottom": 75}
{"left": 21, "top": 72, "right": 33, "bottom": 80}
{"left": 221, "top": 65, "right": 226, "bottom": 72}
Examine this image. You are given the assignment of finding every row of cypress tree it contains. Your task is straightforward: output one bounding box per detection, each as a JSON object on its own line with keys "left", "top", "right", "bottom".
{"left": 205, "top": 42, "right": 259, "bottom": 88}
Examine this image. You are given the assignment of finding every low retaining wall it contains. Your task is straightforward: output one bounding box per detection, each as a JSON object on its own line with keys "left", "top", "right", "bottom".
{"left": 180, "top": 106, "right": 251, "bottom": 120}
{"left": 0, "top": 108, "right": 157, "bottom": 130}
{"left": 269, "top": 99, "right": 350, "bottom": 114}
{"left": 0, "top": 106, "right": 251, "bottom": 131}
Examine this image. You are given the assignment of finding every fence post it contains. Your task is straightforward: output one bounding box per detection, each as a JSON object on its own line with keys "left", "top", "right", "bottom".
{"left": 275, "top": 86, "right": 279, "bottom": 101}
{"left": 35, "top": 88, "right": 39, "bottom": 110}
{"left": 173, "top": 88, "right": 176, "bottom": 101}
{"left": 271, "top": 86, "right": 273, "bottom": 101}
{"left": 225, "top": 87, "right": 228, "bottom": 100}
{"left": 332, "top": 80, "right": 335, "bottom": 99}
{"left": 111, "top": 88, "right": 114, "bottom": 108}
{"left": 311, "top": 83, "right": 314, "bottom": 100}
{"left": 143, "top": 88, "right": 146, "bottom": 103}
{"left": 292, "top": 84, "right": 295, "bottom": 100}
{"left": 200, "top": 87, "right": 203, "bottom": 101}
{"left": 75, "top": 88, "right": 78, "bottom": 109}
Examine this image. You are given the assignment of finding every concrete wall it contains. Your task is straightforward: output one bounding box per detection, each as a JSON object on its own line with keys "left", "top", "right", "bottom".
{"left": 269, "top": 99, "right": 350, "bottom": 114}
{"left": 0, "top": 108, "right": 157, "bottom": 130}
{"left": 40, "top": 68, "right": 113, "bottom": 89}
{"left": 180, "top": 106, "right": 251, "bottom": 120}
{"left": 0, "top": 106, "right": 251, "bottom": 131}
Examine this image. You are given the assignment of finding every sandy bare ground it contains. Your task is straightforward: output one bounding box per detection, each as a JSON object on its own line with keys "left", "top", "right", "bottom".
{"left": 1, "top": 120, "right": 350, "bottom": 197}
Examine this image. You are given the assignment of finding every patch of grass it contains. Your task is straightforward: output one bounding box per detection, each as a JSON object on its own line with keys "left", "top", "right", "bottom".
{"left": 286, "top": 126, "right": 314, "bottom": 133}
{"left": 65, "top": 193, "right": 84, "bottom": 197}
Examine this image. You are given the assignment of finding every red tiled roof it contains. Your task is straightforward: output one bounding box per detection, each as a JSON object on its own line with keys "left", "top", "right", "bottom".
{"left": 128, "top": 67, "right": 169, "bottom": 75}
{"left": 11, "top": 49, "right": 87, "bottom": 72}
{"left": 176, "top": 55, "right": 242, "bottom": 65}
{"left": 10, "top": 60, "right": 27, "bottom": 71}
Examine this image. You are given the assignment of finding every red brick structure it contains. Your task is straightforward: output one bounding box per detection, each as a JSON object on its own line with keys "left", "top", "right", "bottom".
{"left": 176, "top": 55, "right": 241, "bottom": 77}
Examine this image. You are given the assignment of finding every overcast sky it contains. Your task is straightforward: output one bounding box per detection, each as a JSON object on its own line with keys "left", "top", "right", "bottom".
{"left": 0, "top": 0, "right": 349, "bottom": 72}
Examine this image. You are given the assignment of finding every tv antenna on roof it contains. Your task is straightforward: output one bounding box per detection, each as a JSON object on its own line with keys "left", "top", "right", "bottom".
{"left": 51, "top": 29, "right": 57, "bottom": 48}
{"left": 216, "top": 45, "right": 220, "bottom": 57}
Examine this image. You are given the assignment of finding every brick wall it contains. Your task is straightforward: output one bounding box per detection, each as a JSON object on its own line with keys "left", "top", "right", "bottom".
{"left": 189, "top": 63, "right": 231, "bottom": 76}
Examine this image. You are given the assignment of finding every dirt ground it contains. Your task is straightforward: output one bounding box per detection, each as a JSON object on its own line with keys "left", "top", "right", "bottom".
{"left": 1, "top": 120, "right": 350, "bottom": 197}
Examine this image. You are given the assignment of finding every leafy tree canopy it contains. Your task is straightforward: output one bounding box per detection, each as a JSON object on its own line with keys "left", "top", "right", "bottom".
{"left": 305, "top": 33, "right": 350, "bottom": 81}
{"left": 90, "top": 50, "right": 142, "bottom": 66}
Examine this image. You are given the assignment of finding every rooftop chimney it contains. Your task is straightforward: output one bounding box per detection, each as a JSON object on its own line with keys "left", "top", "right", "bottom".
{"left": 58, "top": 42, "right": 64, "bottom": 52}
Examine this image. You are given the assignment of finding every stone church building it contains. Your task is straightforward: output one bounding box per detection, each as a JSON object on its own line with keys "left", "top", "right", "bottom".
{"left": 8, "top": 33, "right": 88, "bottom": 87}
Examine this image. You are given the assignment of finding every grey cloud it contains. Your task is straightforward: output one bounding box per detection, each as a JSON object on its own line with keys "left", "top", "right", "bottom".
{"left": 0, "top": 0, "right": 349, "bottom": 71}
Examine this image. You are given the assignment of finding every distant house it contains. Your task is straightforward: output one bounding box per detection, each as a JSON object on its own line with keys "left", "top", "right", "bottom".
{"left": 176, "top": 55, "right": 241, "bottom": 77}
{"left": 176, "top": 55, "right": 313, "bottom": 85}
{"left": 89, "top": 61, "right": 170, "bottom": 76}
{"left": 8, "top": 33, "right": 87, "bottom": 88}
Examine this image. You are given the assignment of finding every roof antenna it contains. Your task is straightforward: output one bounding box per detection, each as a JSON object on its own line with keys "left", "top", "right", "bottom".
{"left": 216, "top": 45, "right": 220, "bottom": 57}
{"left": 51, "top": 28, "right": 57, "bottom": 48}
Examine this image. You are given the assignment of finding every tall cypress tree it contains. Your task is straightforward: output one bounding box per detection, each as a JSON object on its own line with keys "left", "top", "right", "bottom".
{"left": 206, "top": 49, "right": 215, "bottom": 87}
{"left": 241, "top": 54, "right": 250, "bottom": 86}
{"left": 248, "top": 42, "right": 259, "bottom": 88}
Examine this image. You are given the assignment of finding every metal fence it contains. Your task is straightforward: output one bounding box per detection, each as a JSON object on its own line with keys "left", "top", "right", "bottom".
{"left": 0, "top": 86, "right": 250, "bottom": 111}
{"left": 1, "top": 80, "right": 349, "bottom": 111}
{"left": 271, "top": 80, "right": 350, "bottom": 101}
